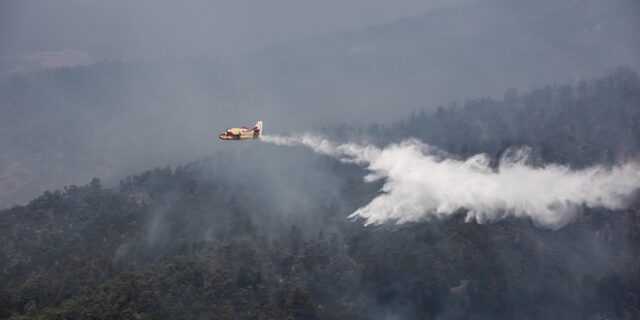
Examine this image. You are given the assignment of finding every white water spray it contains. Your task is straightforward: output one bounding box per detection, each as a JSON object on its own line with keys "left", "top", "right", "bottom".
{"left": 262, "top": 134, "right": 640, "bottom": 229}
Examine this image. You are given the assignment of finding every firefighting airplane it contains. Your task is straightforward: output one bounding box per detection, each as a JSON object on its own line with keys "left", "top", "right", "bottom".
{"left": 219, "top": 121, "right": 263, "bottom": 140}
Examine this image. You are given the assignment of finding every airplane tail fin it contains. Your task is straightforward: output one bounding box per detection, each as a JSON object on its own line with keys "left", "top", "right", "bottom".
{"left": 253, "top": 121, "right": 263, "bottom": 138}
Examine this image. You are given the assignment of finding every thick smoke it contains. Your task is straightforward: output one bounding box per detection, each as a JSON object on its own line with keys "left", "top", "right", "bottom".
{"left": 262, "top": 134, "right": 640, "bottom": 228}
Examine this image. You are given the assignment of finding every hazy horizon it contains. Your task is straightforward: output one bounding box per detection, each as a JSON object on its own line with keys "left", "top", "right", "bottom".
{"left": 0, "top": 0, "right": 477, "bottom": 73}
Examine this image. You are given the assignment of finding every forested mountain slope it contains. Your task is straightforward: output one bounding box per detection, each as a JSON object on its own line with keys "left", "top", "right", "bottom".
{"left": 1, "top": 69, "right": 640, "bottom": 319}
{"left": 1, "top": 154, "right": 640, "bottom": 319}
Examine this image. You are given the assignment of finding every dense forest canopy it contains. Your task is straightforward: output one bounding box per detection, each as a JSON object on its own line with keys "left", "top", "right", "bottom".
{"left": 1, "top": 68, "right": 640, "bottom": 319}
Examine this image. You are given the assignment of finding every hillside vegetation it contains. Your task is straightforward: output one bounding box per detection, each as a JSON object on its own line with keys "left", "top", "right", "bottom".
{"left": 1, "top": 69, "right": 640, "bottom": 319}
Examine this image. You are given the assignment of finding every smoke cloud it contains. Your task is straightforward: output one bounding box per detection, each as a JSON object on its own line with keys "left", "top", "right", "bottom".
{"left": 262, "top": 134, "right": 640, "bottom": 228}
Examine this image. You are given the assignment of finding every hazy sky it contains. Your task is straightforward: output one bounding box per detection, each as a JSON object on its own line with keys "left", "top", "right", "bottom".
{"left": 0, "top": 0, "right": 475, "bottom": 63}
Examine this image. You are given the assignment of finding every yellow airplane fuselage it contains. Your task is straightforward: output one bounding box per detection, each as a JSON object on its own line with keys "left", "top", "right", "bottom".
{"left": 219, "top": 121, "right": 263, "bottom": 140}
{"left": 219, "top": 128, "right": 260, "bottom": 140}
